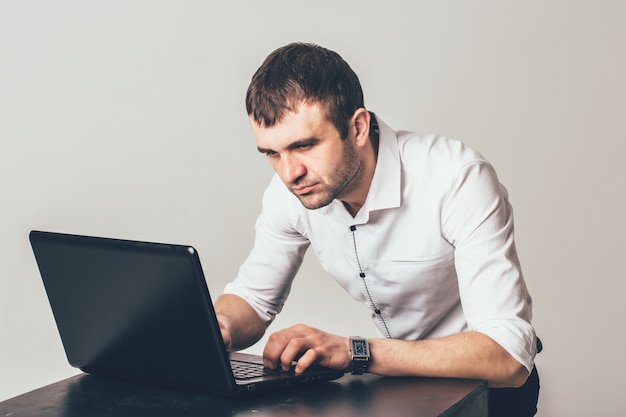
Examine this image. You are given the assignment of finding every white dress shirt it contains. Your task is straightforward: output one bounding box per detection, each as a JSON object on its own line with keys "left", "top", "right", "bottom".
{"left": 225, "top": 115, "right": 536, "bottom": 372}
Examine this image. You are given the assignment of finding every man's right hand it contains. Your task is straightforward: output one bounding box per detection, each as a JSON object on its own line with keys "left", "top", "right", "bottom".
{"left": 214, "top": 294, "right": 266, "bottom": 351}
{"left": 216, "top": 315, "right": 233, "bottom": 351}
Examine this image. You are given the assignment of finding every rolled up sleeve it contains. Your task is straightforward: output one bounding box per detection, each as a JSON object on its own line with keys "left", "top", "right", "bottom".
{"left": 224, "top": 176, "right": 310, "bottom": 326}
{"left": 442, "top": 161, "right": 536, "bottom": 372}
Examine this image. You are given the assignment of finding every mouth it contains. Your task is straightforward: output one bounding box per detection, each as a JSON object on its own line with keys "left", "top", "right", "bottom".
{"left": 292, "top": 183, "right": 318, "bottom": 196}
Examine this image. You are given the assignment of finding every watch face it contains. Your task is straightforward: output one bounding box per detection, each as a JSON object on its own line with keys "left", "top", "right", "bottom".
{"left": 352, "top": 339, "right": 368, "bottom": 357}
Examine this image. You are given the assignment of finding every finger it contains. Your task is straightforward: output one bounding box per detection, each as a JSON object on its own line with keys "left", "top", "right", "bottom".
{"left": 262, "top": 324, "right": 316, "bottom": 369}
{"left": 263, "top": 331, "right": 292, "bottom": 369}
{"left": 294, "top": 348, "right": 318, "bottom": 374}
{"left": 222, "top": 332, "right": 232, "bottom": 351}
{"left": 280, "top": 338, "right": 309, "bottom": 372}
{"left": 219, "top": 325, "right": 232, "bottom": 351}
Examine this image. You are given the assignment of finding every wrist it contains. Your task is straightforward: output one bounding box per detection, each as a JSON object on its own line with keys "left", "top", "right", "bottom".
{"left": 216, "top": 314, "right": 234, "bottom": 350}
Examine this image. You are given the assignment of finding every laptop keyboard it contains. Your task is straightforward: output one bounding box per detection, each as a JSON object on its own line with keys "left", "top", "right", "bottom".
{"left": 230, "top": 360, "right": 292, "bottom": 380}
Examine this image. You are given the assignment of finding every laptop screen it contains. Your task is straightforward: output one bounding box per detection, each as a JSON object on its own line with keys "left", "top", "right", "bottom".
{"left": 29, "top": 230, "right": 237, "bottom": 394}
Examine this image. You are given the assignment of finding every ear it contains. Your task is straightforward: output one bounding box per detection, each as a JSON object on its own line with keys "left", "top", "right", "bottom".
{"left": 352, "top": 108, "right": 371, "bottom": 147}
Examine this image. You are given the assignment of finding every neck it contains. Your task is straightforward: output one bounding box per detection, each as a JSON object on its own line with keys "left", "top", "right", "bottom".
{"left": 340, "top": 128, "right": 380, "bottom": 218}
{"left": 369, "top": 112, "right": 380, "bottom": 158}
{"left": 342, "top": 201, "right": 363, "bottom": 218}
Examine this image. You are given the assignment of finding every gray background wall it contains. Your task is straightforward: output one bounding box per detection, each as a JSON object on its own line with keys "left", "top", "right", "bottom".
{"left": 1, "top": 1, "right": 625, "bottom": 416}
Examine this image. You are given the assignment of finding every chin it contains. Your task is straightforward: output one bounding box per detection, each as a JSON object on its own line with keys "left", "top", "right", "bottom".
{"left": 297, "top": 194, "right": 335, "bottom": 210}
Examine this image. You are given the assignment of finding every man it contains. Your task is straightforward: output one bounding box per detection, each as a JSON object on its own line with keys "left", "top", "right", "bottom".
{"left": 215, "top": 43, "right": 539, "bottom": 416}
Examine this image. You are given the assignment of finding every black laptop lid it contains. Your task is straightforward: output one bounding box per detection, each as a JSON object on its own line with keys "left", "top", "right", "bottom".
{"left": 29, "top": 230, "right": 237, "bottom": 395}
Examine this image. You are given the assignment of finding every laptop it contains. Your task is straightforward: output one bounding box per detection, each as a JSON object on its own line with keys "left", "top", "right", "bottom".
{"left": 28, "top": 230, "right": 344, "bottom": 396}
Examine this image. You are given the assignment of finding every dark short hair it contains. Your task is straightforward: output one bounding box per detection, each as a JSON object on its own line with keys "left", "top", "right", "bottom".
{"left": 245, "top": 43, "right": 364, "bottom": 139}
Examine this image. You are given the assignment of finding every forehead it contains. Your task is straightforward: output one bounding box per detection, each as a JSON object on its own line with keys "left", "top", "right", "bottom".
{"left": 251, "top": 101, "right": 338, "bottom": 148}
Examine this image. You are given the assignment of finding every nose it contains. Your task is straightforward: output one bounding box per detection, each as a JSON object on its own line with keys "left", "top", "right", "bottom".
{"left": 279, "top": 154, "right": 306, "bottom": 184}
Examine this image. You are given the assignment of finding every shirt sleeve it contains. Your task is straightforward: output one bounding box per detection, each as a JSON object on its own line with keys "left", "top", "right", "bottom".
{"left": 223, "top": 175, "right": 310, "bottom": 326}
{"left": 441, "top": 161, "right": 537, "bottom": 372}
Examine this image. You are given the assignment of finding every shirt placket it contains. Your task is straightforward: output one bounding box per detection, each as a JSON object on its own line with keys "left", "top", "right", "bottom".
{"left": 348, "top": 224, "right": 393, "bottom": 338}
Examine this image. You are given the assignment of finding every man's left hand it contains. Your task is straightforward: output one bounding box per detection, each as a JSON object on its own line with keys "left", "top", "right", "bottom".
{"left": 262, "top": 324, "right": 351, "bottom": 374}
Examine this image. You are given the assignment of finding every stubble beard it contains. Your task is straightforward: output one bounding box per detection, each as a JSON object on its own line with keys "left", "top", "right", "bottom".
{"left": 294, "top": 142, "right": 363, "bottom": 210}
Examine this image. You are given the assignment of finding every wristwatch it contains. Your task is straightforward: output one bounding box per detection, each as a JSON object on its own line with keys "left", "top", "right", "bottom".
{"left": 349, "top": 336, "right": 370, "bottom": 375}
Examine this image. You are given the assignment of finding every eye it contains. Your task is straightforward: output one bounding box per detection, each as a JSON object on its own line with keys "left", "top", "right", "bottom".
{"left": 264, "top": 150, "right": 279, "bottom": 159}
{"left": 293, "top": 141, "right": 316, "bottom": 152}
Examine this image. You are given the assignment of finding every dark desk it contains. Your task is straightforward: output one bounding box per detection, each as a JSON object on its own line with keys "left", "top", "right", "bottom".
{"left": 0, "top": 373, "right": 487, "bottom": 417}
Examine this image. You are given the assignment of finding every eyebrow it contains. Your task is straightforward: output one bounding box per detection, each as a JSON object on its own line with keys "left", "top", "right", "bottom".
{"left": 257, "top": 145, "right": 272, "bottom": 154}
{"left": 257, "top": 138, "right": 320, "bottom": 154}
